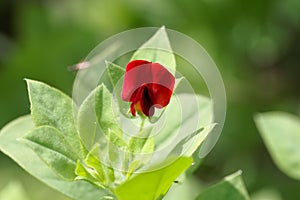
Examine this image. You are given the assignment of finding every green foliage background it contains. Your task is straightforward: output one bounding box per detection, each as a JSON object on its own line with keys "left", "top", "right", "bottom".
{"left": 0, "top": 0, "right": 300, "bottom": 199}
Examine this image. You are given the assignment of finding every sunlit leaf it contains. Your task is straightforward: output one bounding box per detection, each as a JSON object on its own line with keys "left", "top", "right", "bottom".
{"left": 131, "top": 26, "right": 176, "bottom": 74}
{"left": 115, "top": 157, "right": 193, "bottom": 200}
{"left": 75, "top": 160, "right": 105, "bottom": 188}
{"left": 22, "top": 126, "right": 77, "bottom": 180}
{"left": 128, "top": 126, "right": 154, "bottom": 154}
{"left": 0, "top": 181, "right": 30, "bottom": 200}
{"left": 251, "top": 188, "right": 282, "bottom": 200}
{"left": 196, "top": 171, "right": 250, "bottom": 200}
{"left": 26, "top": 79, "right": 82, "bottom": 159}
{"left": 84, "top": 145, "right": 106, "bottom": 183}
{"left": 106, "top": 61, "right": 125, "bottom": 88}
{"left": 254, "top": 112, "right": 300, "bottom": 180}
{"left": 163, "top": 175, "right": 202, "bottom": 200}
{"left": 126, "top": 126, "right": 155, "bottom": 176}
{"left": 106, "top": 128, "right": 124, "bottom": 173}
{"left": 0, "top": 115, "right": 115, "bottom": 200}
{"left": 169, "top": 124, "right": 214, "bottom": 158}
{"left": 77, "top": 86, "right": 101, "bottom": 151}
{"left": 95, "top": 84, "right": 127, "bottom": 149}
{"left": 151, "top": 93, "right": 212, "bottom": 166}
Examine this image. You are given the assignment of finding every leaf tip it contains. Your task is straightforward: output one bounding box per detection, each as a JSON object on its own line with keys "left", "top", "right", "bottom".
{"left": 236, "top": 169, "right": 243, "bottom": 175}
{"left": 24, "top": 78, "right": 36, "bottom": 85}
{"left": 104, "top": 60, "right": 111, "bottom": 66}
{"left": 253, "top": 112, "right": 262, "bottom": 120}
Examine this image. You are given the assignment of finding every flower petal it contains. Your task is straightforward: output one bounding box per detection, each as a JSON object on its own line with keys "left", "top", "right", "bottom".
{"left": 121, "top": 60, "right": 152, "bottom": 101}
{"left": 121, "top": 60, "right": 175, "bottom": 117}
{"left": 126, "top": 60, "right": 150, "bottom": 72}
{"left": 150, "top": 84, "right": 173, "bottom": 108}
{"left": 150, "top": 63, "right": 175, "bottom": 107}
{"left": 139, "top": 86, "right": 154, "bottom": 116}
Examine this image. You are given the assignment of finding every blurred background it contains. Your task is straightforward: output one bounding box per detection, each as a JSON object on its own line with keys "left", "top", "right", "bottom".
{"left": 0, "top": 0, "right": 300, "bottom": 199}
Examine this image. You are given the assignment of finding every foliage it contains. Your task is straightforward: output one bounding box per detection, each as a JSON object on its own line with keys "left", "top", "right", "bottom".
{"left": 196, "top": 171, "right": 250, "bottom": 200}
{"left": 0, "top": 182, "right": 30, "bottom": 200}
{"left": 255, "top": 112, "right": 300, "bottom": 180}
{"left": 1, "top": 0, "right": 300, "bottom": 199}
{"left": 0, "top": 27, "right": 223, "bottom": 200}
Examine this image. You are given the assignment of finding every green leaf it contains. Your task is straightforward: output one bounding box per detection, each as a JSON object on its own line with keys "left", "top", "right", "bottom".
{"left": 0, "top": 115, "right": 115, "bottom": 200}
{"left": 128, "top": 126, "right": 154, "bottom": 154}
{"left": 251, "top": 188, "right": 282, "bottom": 200}
{"left": 75, "top": 160, "right": 105, "bottom": 188}
{"left": 196, "top": 171, "right": 250, "bottom": 200}
{"left": 254, "top": 112, "right": 300, "bottom": 180}
{"left": 163, "top": 175, "right": 202, "bottom": 200}
{"left": 142, "top": 137, "right": 154, "bottom": 154}
{"left": 106, "top": 61, "right": 125, "bottom": 88}
{"left": 77, "top": 86, "right": 101, "bottom": 151}
{"left": 126, "top": 126, "right": 155, "bottom": 176}
{"left": 106, "top": 61, "right": 130, "bottom": 117}
{"left": 22, "top": 126, "right": 77, "bottom": 180}
{"left": 106, "top": 128, "right": 124, "bottom": 172}
{"left": 76, "top": 144, "right": 117, "bottom": 189}
{"left": 155, "top": 93, "right": 213, "bottom": 156}
{"left": 26, "top": 79, "right": 82, "bottom": 159}
{"left": 131, "top": 26, "right": 176, "bottom": 74}
{"left": 0, "top": 181, "right": 30, "bottom": 200}
{"left": 115, "top": 157, "right": 193, "bottom": 200}
{"left": 84, "top": 146, "right": 106, "bottom": 183}
{"left": 169, "top": 124, "right": 214, "bottom": 158}
{"left": 95, "top": 84, "right": 127, "bottom": 149}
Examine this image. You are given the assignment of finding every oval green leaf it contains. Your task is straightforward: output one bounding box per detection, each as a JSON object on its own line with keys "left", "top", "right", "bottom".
{"left": 255, "top": 112, "right": 300, "bottom": 180}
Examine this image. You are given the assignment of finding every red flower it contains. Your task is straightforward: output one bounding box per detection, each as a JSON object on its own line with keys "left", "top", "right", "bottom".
{"left": 121, "top": 60, "right": 175, "bottom": 117}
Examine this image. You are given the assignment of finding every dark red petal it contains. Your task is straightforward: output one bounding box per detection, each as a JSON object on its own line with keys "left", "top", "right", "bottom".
{"left": 139, "top": 86, "right": 154, "bottom": 116}
{"left": 130, "top": 85, "right": 145, "bottom": 103}
{"left": 121, "top": 60, "right": 175, "bottom": 117}
{"left": 121, "top": 60, "right": 152, "bottom": 101}
{"left": 129, "top": 85, "right": 154, "bottom": 116}
{"left": 150, "top": 83, "right": 173, "bottom": 107}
